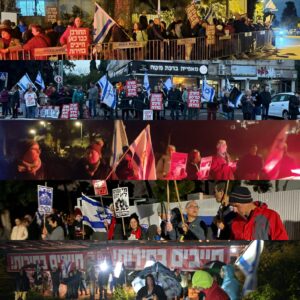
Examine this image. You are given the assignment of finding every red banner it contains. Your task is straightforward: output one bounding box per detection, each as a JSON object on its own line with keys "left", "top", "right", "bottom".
{"left": 187, "top": 90, "right": 201, "bottom": 108}
{"left": 7, "top": 246, "right": 230, "bottom": 272}
{"left": 67, "top": 28, "right": 89, "bottom": 56}
{"left": 150, "top": 93, "right": 163, "bottom": 110}
{"left": 126, "top": 80, "right": 137, "bottom": 97}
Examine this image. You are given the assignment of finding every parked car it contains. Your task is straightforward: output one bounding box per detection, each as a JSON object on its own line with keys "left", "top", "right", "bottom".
{"left": 269, "top": 92, "right": 296, "bottom": 119}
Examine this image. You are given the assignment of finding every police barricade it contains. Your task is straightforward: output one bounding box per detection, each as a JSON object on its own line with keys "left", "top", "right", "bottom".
{"left": 34, "top": 46, "right": 68, "bottom": 60}
{"left": 0, "top": 48, "right": 31, "bottom": 60}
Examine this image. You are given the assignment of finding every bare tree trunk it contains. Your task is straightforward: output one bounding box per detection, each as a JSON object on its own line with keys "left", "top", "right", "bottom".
{"left": 275, "top": 180, "right": 280, "bottom": 192}
{"left": 283, "top": 180, "right": 289, "bottom": 191}
{"left": 114, "top": 0, "right": 134, "bottom": 29}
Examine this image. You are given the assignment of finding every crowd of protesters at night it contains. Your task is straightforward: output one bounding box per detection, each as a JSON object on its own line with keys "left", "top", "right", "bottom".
{"left": 1, "top": 182, "right": 288, "bottom": 244}
{"left": 0, "top": 6, "right": 275, "bottom": 60}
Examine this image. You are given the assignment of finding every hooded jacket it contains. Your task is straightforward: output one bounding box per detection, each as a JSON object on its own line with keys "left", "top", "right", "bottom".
{"left": 221, "top": 265, "right": 241, "bottom": 300}
{"left": 230, "top": 201, "right": 288, "bottom": 240}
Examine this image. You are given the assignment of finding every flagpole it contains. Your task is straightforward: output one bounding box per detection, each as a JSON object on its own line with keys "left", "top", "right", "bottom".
{"left": 173, "top": 181, "right": 185, "bottom": 226}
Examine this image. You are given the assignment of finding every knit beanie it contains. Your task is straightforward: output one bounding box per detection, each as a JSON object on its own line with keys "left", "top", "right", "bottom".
{"left": 192, "top": 270, "right": 213, "bottom": 289}
{"left": 229, "top": 186, "right": 253, "bottom": 204}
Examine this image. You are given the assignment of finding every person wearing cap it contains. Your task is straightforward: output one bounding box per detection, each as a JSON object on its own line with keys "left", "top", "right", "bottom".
{"left": 211, "top": 181, "right": 236, "bottom": 240}
{"left": 74, "top": 140, "right": 110, "bottom": 180}
{"left": 229, "top": 186, "right": 288, "bottom": 240}
{"left": 11, "top": 139, "right": 46, "bottom": 180}
{"left": 210, "top": 140, "right": 235, "bottom": 180}
{"left": 126, "top": 214, "right": 146, "bottom": 240}
{"left": 0, "top": 24, "right": 21, "bottom": 58}
{"left": 192, "top": 270, "right": 229, "bottom": 300}
{"left": 42, "top": 214, "right": 65, "bottom": 240}
{"left": 166, "top": 200, "right": 209, "bottom": 241}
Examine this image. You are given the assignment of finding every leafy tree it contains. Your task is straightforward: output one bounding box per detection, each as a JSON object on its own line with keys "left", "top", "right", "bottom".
{"left": 244, "top": 180, "right": 272, "bottom": 193}
{"left": 281, "top": 1, "right": 298, "bottom": 28}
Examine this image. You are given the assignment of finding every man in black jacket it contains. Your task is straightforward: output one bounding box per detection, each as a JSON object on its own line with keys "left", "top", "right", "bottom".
{"left": 259, "top": 85, "right": 272, "bottom": 120}
{"left": 168, "top": 85, "right": 181, "bottom": 120}
{"left": 289, "top": 93, "right": 299, "bottom": 120}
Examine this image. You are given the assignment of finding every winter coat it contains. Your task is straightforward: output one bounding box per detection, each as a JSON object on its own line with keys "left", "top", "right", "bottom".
{"left": 136, "top": 285, "right": 167, "bottom": 300}
{"left": 0, "top": 37, "right": 21, "bottom": 50}
{"left": 23, "top": 34, "right": 50, "bottom": 59}
{"left": 202, "top": 281, "right": 230, "bottom": 300}
{"left": 210, "top": 154, "right": 235, "bottom": 180}
{"left": 221, "top": 96, "right": 234, "bottom": 113}
{"left": 231, "top": 201, "right": 289, "bottom": 240}
{"left": 221, "top": 265, "right": 241, "bottom": 300}
{"left": 45, "top": 226, "right": 65, "bottom": 240}
{"left": 288, "top": 95, "right": 299, "bottom": 115}
{"left": 241, "top": 95, "right": 254, "bottom": 114}
{"left": 259, "top": 91, "right": 272, "bottom": 106}
{"left": 0, "top": 90, "right": 9, "bottom": 103}
{"left": 15, "top": 273, "right": 30, "bottom": 292}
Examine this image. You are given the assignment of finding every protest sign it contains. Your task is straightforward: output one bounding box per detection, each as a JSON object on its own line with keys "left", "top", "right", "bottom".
{"left": 206, "top": 25, "right": 216, "bottom": 46}
{"left": 187, "top": 90, "right": 201, "bottom": 108}
{"left": 186, "top": 4, "right": 201, "bottom": 29}
{"left": 150, "top": 93, "right": 163, "bottom": 110}
{"left": 198, "top": 156, "right": 213, "bottom": 180}
{"left": 126, "top": 80, "right": 137, "bottom": 97}
{"left": 67, "top": 28, "right": 89, "bottom": 56}
{"left": 92, "top": 180, "right": 108, "bottom": 196}
{"left": 143, "top": 110, "right": 153, "bottom": 120}
{"left": 46, "top": 6, "right": 58, "bottom": 24}
{"left": 112, "top": 187, "right": 130, "bottom": 218}
{"left": 24, "top": 92, "right": 36, "bottom": 107}
{"left": 38, "top": 185, "right": 53, "bottom": 214}
{"left": 69, "top": 103, "right": 79, "bottom": 119}
{"left": 169, "top": 152, "right": 188, "bottom": 180}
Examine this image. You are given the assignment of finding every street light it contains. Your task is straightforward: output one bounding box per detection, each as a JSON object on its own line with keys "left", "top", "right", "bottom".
{"left": 75, "top": 121, "right": 83, "bottom": 145}
{"left": 29, "top": 129, "right": 37, "bottom": 136}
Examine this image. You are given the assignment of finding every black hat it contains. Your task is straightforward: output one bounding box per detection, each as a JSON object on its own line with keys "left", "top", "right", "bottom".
{"left": 229, "top": 186, "right": 253, "bottom": 204}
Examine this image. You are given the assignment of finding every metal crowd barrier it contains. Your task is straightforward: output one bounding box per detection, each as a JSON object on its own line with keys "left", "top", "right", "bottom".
{"left": 0, "top": 30, "right": 273, "bottom": 61}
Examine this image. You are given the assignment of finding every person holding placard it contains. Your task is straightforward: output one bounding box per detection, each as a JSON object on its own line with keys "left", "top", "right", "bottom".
{"left": 24, "top": 86, "right": 38, "bottom": 118}
{"left": 210, "top": 140, "right": 235, "bottom": 180}
{"left": 186, "top": 149, "right": 201, "bottom": 180}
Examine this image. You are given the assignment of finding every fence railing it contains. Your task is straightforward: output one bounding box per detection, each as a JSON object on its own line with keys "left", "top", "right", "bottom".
{"left": 0, "top": 30, "right": 273, "bottom": 61}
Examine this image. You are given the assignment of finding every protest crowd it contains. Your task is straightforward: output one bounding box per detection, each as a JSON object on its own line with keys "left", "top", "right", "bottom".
{"left": 0, "top": 2, "right": 275, "bottom": 61}
{"left": 1, "top": 77, "right": 299, "bottom": 121}
{"left": 13, "top": 258, "right": 243, "bottom": 300}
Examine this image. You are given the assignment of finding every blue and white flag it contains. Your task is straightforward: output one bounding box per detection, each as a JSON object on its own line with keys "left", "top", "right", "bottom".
{"left": 98, "top": 75, "right": 116, "bottom": 109}
{"left": 163, "top": 77, "right": 173, "bottom": 91}
{"left": 202, "top": 79, "right": 215, "bottom": 102}
{"left": 93, "top": 3, "right": 116, "bottom": 43}
{"left": 235, "top": 240, "right": 264, "bottom": 296}
{"left": 229, "top": 86, "right": 243, "bottom": 108}
{"left": 35, "top": 71, "right": 45, "bottom": 90}
{"left": 81, "top": 194, "right": 112, "bottom": 232}
{"left": 225, "top": 78, "right": 232, "bottom": 93}
{"left": 17, "top": 73, "right": 36, "bottom": 91}
{"left": 143, "top": 72, "right": 151, "bottom": 97}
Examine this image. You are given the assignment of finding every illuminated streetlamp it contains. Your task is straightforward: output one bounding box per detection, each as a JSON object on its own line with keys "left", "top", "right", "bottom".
{"left": 75, "top": 121, "right": 83, "bottom": 145}
{"left": 29, "top": 129, "right": 37, "bottom": 136}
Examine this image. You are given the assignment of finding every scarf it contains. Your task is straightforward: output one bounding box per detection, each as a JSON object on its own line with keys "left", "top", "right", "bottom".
{"left": 107, "top": 217, "right": 116, "bottom": 240}
{"left": 85, "top": 160, "right": 100, "bottom": 177}
{"left": 17, "top": 158, "right": 42, "bottom": 175}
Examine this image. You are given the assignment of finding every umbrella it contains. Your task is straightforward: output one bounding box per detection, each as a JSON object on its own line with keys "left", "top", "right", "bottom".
{"left": 132, "top": 262, "right": 182, "bottom": 298}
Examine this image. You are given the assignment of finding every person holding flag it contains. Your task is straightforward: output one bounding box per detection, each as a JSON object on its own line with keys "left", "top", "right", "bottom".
{"left": 35, "top": 71, "right": 45, "bottom": 91}
{"left": 221, "top": 91, "right": 235, "bottom": 120}
{"left": 202, "top": 79, "right": 218, "bottom": 120}
{"left": 229, "top": 186, "right": 288, "bottom": 240}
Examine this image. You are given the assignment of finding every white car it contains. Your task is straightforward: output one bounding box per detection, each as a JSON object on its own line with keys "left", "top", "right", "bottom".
{"left": 269, "top": 92, "right": 295, "bottom": 119}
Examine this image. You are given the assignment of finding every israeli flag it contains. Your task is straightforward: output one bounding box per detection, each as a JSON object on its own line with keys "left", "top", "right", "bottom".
{"left": 163, "top": 77, "right": 173, "bottom": 91}
{"left": 98, "top": 75, "right": 116, "bottom": 109}
{"left": 235, "top": 240, "right": 264, "bottom": 296}
{"left": 93, "top": 3, "right": 116, "bottom": 43}
{"left": 17, "top": 73, "right": 36, "bottom": 91}
{"left": 202, "top": 79, "right": 215, "bottom": 102}
{"left": 81, "top": 194, "right": 112, "bottom": 232}
{"left": 35, "top": 71, "right": 45, "bottom": 90}
{"left": 143, "top": 72, "right": 151, "bottom": 96}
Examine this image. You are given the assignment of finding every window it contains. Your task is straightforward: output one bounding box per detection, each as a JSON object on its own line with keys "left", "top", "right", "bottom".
{"left": 16, "top": 0, "right": 46, "bottom": 16}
